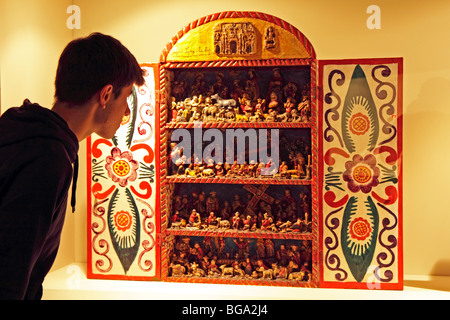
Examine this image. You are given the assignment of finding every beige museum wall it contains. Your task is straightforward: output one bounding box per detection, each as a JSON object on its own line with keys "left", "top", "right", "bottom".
{"left": 0, "top": 0, "right": 74, "bottom": 267}
{"left": 1, "top": 0, "right": 450, "bottom": 278}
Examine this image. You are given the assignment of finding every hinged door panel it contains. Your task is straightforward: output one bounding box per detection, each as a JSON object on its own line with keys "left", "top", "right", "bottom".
{"left": 318, "top": 58, "right": 403, "bottom": 289}
{"left": 87, "top": 63, "right": 161, "bottom": 280}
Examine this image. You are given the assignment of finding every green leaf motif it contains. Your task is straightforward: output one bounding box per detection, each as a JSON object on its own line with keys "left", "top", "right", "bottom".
{"left": 107, "top": 187, "right": 141, "bottom": 274}
{"left": 340, "top": 196, "right": 379, "bottom": 283}
{"left": 341, "top": 65, "right": 379, "bottom": 153}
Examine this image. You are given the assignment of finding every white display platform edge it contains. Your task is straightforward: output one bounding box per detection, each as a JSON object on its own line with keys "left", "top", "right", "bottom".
{"left": 41, "top": 263, "right": 450, "bottom": 300}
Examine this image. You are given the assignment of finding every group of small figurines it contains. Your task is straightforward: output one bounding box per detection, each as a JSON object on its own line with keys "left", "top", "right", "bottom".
{"left": 169, "top": 236, "right": 312, "bottom": 281}
{"left": 170, "top": 188, "right": 311, "bottom": 234}
{"left": 169, "top": 143, "right": 312, "bottom": 180}
{"left": 168, "top": 68, "right": 311, "bottom": 124}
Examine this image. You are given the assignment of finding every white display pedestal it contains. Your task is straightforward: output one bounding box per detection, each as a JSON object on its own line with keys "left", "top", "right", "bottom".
{"left": 43, "top": 263, "right": 450, "bottom": 300}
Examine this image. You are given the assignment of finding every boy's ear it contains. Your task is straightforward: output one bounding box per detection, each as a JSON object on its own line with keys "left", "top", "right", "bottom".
{"left": 99, "top": 84, "right": 114, "bottom": 108}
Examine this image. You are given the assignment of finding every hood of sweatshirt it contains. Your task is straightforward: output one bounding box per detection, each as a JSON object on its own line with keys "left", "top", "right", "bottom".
{"left": 0, "top": 99, "right": 79, "bottom": 160}
{"left": 0, "top": 99, "right": 80, "bottom": 211}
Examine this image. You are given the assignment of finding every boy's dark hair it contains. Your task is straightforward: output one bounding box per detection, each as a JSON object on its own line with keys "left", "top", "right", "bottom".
{"left": 55, "top": 32, "right": 145, "bottom": 105}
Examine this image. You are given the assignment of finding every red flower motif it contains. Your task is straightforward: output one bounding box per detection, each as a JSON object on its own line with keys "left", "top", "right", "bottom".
{"left": 349, "top": 112, "right": 370, "bottom": 136}
{"left": 114, "top": 210, "right": 133, "bottom": 232}
{"left": 105, "top": 147, "right": 139, "bottom": 187}
{"left": 343, "top": 154, "right": 380, "bottom": 194}
{"left": 349, "top": 217, "right": 372, "bottom": 241}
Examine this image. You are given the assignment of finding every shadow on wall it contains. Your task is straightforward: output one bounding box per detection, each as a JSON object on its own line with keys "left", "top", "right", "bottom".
{"left": 404, "top": 260, "right": 450, "bottom": 292}
{"left": 431, "top": 260, "right": 450, "bottom": 278}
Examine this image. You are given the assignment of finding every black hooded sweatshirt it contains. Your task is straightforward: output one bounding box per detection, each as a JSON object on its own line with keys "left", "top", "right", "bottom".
{"left": 0, "top": 100, "right": 79, "bottom": 300}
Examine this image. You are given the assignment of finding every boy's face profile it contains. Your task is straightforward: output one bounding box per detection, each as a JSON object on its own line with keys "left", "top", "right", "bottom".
{"left": 96, "top": 84, "right": 133, "bottom": 139}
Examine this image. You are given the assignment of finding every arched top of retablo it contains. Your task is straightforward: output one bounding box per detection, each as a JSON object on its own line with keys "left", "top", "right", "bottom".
{"left": 160, "top": 11, "right": 316, "bottom": 64}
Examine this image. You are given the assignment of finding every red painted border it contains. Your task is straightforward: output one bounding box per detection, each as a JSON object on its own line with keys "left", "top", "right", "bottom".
{"left": 317, "top": 57, "right": 403, "bottom": 290}
{"left": 163, "top": 59, "right": 314, "bottom": 69}
{"left": 86, "top": 135, "right": 93, "bottom": 278}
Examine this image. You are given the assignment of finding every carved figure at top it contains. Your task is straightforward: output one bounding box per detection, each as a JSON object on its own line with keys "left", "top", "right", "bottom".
{"left": 265, "top": 26, "right": 277, "bottom": 49}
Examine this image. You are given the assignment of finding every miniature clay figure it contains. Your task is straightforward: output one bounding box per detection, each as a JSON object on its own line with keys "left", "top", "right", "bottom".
{"left": 173, "top": 80, "right": 187, "bottom": 101}
{"left": 266, "top": 109, "right": 278, "bottom": 122}
{"left": 277, "top": 161, "right": 290, "bottom": 179}
{"left": 243, "top": 259, "right": 253, "bottom": 277}
{"left": 192, "top": 242, "right": 205, "bottom": 262}
{"left": 290, "top": 109, "right": 301, "bottom": 122}
{"left": 218, "top": 218, "right": 230, "bottom": 229}
{"left": 177, "top": 237, "right": 191, "bottom": 255}
{"left": 278, "top": 96, "right": 296, "bottom": 122}
{"left": 232, "top": 194, "right": 243, "bottom": 213}
{"left": 201, "top": 256, "right": 210, "bottom": 270}
{"left": 190, "top": 105, "right": 202, "bottom": 122}
{"left": 183, "top": 98, "right": 192, "bottom": 121}
{"left": 231, "top": 211, "right": 241, "bottom": 229}
{"left": 283, "top": 82, "right": 298, "bottom": 100}
{"left": 220, "top": 264, "right": 235, "bottom": 277}
{"left": 288, "top": 269, "right": 305, "bottom": 281}
{"left": 170, "top": 97, "right": 178, "bottom": 122}
{"left": 207, "top": 211, "right": 218, "bottom": 228}
{"left": 289, "top": 244, "right": 302, "bottom": 266}
{"left": 212, "top": 73, "right": 227, "bottom": 97}
{"left": 264, "top": 239, "right": 275, "bottom": 258}
{"left": 224, "top": 106, "right": 236, "bottom": 122}
{"left": 267, "top": 92, "right": 279, "bottom": 114}
{"left": 170, "top": 262, "right": 186, "bottom": 276}
{"left": 256, "top": 260, "right": 270, "bottom": 279}
{"left": 196, "top": 192, "right": 207, "bottom": 216}
{"left": 206, "top": 191, "right": 220, "bottom": 214}
{"left": 202, "top": 97, "right": 218, "bottom": 122}
{"left": 231, "top": 79, "right": 244, "bottom": 101}
{"left": 190, "top": 262, "right": 206, "bottom": 277}
{"left": 260, "top": 212, "right": 271, "bottom": 231}
{"left": 170, "top": 211, "right": 182, "bottom": 229}
{"left": 238, "top": 91, "right": 251, "bottom": 112}
{"left": 281, "top": 188, "right": 296, "bottom": 209}
{"left": 232, "top": 263, "right": 246, "bottom": 277}
{"left": 215, "top": 162, "right": 225, "bottom": 176}
{"left": 298, "top": 96, "right": 311, "bottom": 122}
{"left": 170, "top": 142, "right": 182, "bottom": 174}
{"left": 246, "top": 69, "right": 260, "bottom": 101}
{"left": 278, "top": 220, "right": 292, "bottom": 232}
{"left": 184, "top": 163, "right": 197, "bottom": 177}
{"left": 217, "top": 237, "right": 226, "bottom": 257}
{"left": 254, "top": 98, "right": 266, "bottom": 114}
{"left": 290, "top": 217, "right": 303, "bottom": 232}
{"left": 208, "top": 259, "right": 221, "bottom": 276}
{"left": 276, "top": 244, "right": 289, "bottom": 266}
{"left": 190, "top": 73, "right": 207, "bottom": 97}
{"left": 233, "top": 238, "right": 249, "bottom": 259}
{"left": 171, "top": 210, "right": 181, "bottom": 223}
{"left": 265, "top": 26, "right": 276, "bottom": 49}
{"left": 175, "top": 101, "right": 186, "bottom": 122}
{"left": 203, "top": 236, "right": 214, "bottom": 255}
{"left": 267, "top": 68, "right": 284, "bottom": 103}
{"left": 188, "top": 209, "right": 201, "bottom": 228}
{"left": 273, "top": 263, "right": 288, "bottom": 279}
{"left": 242, "top": 215, "right": 252, "bottom": 230}
{"left": 211, "top": 93, "right": 236, "bottom": 109}
{"left": 220, "top": 200, "right": 232, "bottom": 221}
